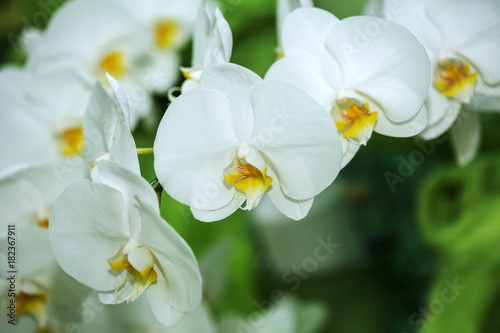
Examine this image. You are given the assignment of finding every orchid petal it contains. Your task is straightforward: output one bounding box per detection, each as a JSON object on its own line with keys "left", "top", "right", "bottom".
{"left": 425, "top": 86, "right": 452, "bottom": 128}
{"left": 28, "top": 0, "right": 149, "bottom": 67}
{"left": 374, "top": 104, "right": 428, "bottom": 137}
{"left": 469, "top": 94, "right": 500, "bottom": 112}
{"left": 181, "top": 78, "right": 201, "bottom": 93}
{"left": 325, "top": 16, "right": 430, "bottom": 123}
{"left": 142, "top": 52, "right": 180, "bottom": 93}
{"left": 450, "top": 110, "right": 481, "bottom": 166}
{"left": 211, "top": 8, "right": 233, "bottom": 64}
{"left": 106, "top": 73, "right": 131, "bottom": 128}
{"left": 339, "top": 137, "right": 362, "bottom": 169}
{"left": 191, "top": 195, "right": 245, "bottom": 222}
{"left": 147, "top": 284, "right": 185, "bottom": 327}
{"left": 277, "top": 0, "right": 315, "bottom": 50}
{"left": 95, "top": 161, "right": 158, "bottom": 237}
{"left": 249, "top": 81, "right": 342, "bottom": 200}
{"left": 49, "top": 180, "right": 129, "bottom": 291}
{"left": 26, "top": 71, "right": 91, "bottom": 122}
{"left": 137, "top": 199, "right": 202, "bottom": 312}
{"left": 0, "top": 69, "right": 57, "bottom": 170}
{"left": 421, "top": 99, "right": 461, "bottom": 140}
{"left": 0, "top": 161, "right": 89, "bottom": 227}
{"left": 83, "top": 82, "right": 140, "bottom": 174}
{"left": 381, "top": 0, "right": 443, "bottom": 55}
{"left": 282, "top": 8, "right": 339, "bottom": 58}
{"left": 200, "top": 63, "right": 261, "bottom": 141}
{"left": 265, "top": 168, "right": 314, "bottom": 220}
{"left": 265, "top": 53, "right": 336, "bottom": 112}
{"left": 192, "top": 2, "right": 215, "bottom": 67}
{"left": 154, "top": 89, "right": 239, "bottom": 211}
{"left": 15, "top": 227, "right": 57, "bottom": 287}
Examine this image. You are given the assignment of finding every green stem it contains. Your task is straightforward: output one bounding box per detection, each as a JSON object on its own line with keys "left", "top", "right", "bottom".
{"left": 137, "top": 148, "right": 154, "bottom": 155}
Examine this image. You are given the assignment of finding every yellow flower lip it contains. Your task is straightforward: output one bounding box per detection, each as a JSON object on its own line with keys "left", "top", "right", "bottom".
{"left": 17, "top": 285, "right": 47, "bottom": 329}
{"left": 34, "top": 207, "right": 50, "bottom": 229}
{"left": 107, "top": 239, "right": 157, "bottom": 303}
{"left": 59, "top": 125, "right": 84, "bottom": 157}
{"left": 155, "top": 19, "right": 180, "bottom": 50}
{"left": 99, "top": 50, "right": 127, "bottom": 80}
{"left": 36, "top": 218, "right": 49, "bottom": 229}
{"left": 223, "top": 155, "right": 273, "bottom": 210}
{"left": 433, "top": 58, "right": 477, "bottom": 103}
{"left": 180, "top": 67, "right": 203, "bottom": 81}
{"left": 333, "top": 97, "right": 378, "bottom": 146}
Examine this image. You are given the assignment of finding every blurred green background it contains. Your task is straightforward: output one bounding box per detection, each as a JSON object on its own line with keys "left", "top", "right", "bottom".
{"left": 2, "top": 0, "right": 500, "bottom": 332}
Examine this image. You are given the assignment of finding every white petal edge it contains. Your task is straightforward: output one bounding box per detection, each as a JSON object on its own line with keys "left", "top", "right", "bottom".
{"left": 374, "top": 104, "right": 428, "bottom": 137}
{"left": 154, "top": 88, "right": 239, "bottom": 211}
{"left": 191, "top": 195, "right": 245, "bottom": 222}
{"left": 450, "top": 109, "right": 481, "bottom": 167}
{"left": 266, "top": 167, "right": 315, "bottom": 221}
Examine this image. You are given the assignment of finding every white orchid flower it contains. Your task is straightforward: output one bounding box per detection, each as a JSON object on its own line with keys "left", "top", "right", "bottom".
{"left": 368, "top": 0, "right": 500, "bottom": 166}
{"left": 0, "top": 67, "right": 92, "bottom": 173}
{"left": 0, "top": 68, "right": 138, "bottom": 176}
{"left": 110, "top": 0, "right": 201, "bottom": 93}
{"left": 0, "top": 161, "right": 89, "bottom": 229}
{"left": 84, "top": 74, "right": 140, "bottom": 179}
{"left": 266, "top": 8, "right": 430, "bottom": 168}
{"left": 154, "top": 63, "right": 342, "bottom": 222}
{"left": 180, "top": 2, "right": 233, "bottom": 93}
{"left": 26, "top": 0, "right": 153, "bottom": 127}
{"left": 49, "top": 161, "right": 202, "bottom": 327}
{"left": 276, "top": 0, "right": 314, "bottom": 58}
{"left": 0, "top": 226, "right": 89, "bottom": 332}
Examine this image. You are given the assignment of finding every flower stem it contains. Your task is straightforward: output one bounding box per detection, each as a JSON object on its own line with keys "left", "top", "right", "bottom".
{"left": 154, "top": 183, "right": 163, "bottom": 208}
{"left": 137, "top": 148, "right": 154, "bottom": 155}
{"left": 149, "top": 177, "right": 163, "bottom": 208}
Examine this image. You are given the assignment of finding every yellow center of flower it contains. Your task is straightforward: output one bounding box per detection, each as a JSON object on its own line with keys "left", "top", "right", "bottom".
{"left": 99, "top": 51, "right": 127, "bottom": 79}
{"left": 154, "top": 19, "right": 180, "bottom": 50}
{"left": 17, "top": 290, "right": 47, "bottom": 328}
{"left": 333, "top": 98, "right": 378, "bottom": 145}
{"left": 223, "top": 156, "right": 273, "bottom": 210}
{"left": 59, "top": 126, "right": 84, "bottom": 157}
{"left": 36, "top": 218, "right": 49, "bottom": 229}
{"left": 433, "top": 58, "right": 477, "bottom": 103}
{"left": 108, "top": 240, "right": 157, "bottom": 303}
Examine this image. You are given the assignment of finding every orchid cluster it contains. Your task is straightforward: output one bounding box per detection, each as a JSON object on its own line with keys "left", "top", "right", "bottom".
{"left": 0, "top": 0, "right": 499, "bottom": 331}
